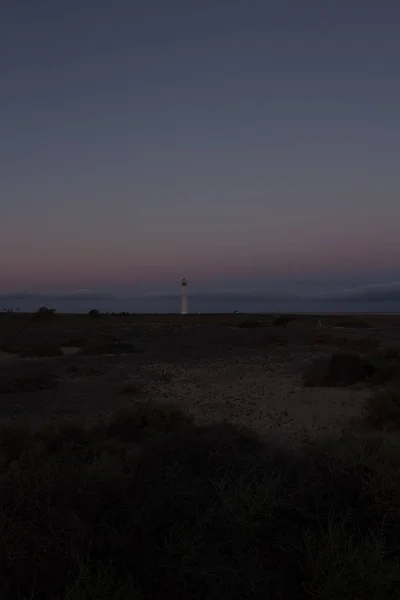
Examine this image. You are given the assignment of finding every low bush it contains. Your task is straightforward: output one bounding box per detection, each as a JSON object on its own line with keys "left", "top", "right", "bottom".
{"left": 364, "top": 385, "right": 400, "bottom": 429}
{"left": 237, "top": 319, "right": 264, "bottom": 328}
{"left": 63, "top": 338, "right": 86, "bottom": 347}
{"left": 82, "top": 341, "right": 139, "bottom": 356}
{"left": 66, "top": 364, "right": 103, "bottom": 377}
{"left": 100, "top": 401, "right": 193, "bottom": 443}
{"left": 274, "top": 315, "right": 296, "bottom": 327}
{"left": 1, "top": 405, "right": 400, "bottom": 599}
{"left": 33, "top": 306, "right": 56, "bottom": 320}
{"left": 0, "top": 370, "right": 59, "bottom": 393}
{"left": 380, "top": 347, "right": 400, "bottom": 361}
{"left": 313, "top": 333, "right": 380, "bottom": 354}
{"left": 259, "top": 332, "right": 289, "bottom": 346}
{"left": 336, "top": 318, "right": 370, "bottom": 329}
{"left": 303, "top": 352, "right": 376, "bottom": 387}
{"left": 121, "top": 379, "right": 145, "bottom": 395}
{"left": 368, "top": 354, "right": 400, "bottom": 386}
{"left": 19, "top": 344, "right": 62, "bottom": 358}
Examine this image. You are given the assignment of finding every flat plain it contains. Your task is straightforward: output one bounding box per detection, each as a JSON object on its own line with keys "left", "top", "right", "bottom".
{"left": 2, "top": 311, "right": 400, "bottom": 599}
{"left": 1, "top": 311, "right": 400, "bottom": 441}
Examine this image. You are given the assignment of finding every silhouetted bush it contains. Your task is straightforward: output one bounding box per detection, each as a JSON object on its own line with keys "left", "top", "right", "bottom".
{"left": 100, "top": 401, "right": 193, "bottom": 443}
{"left": 0, "top": 371, "right": 59, "bottom": 393}
{"left": 0, "top": 410, "right": 399, "bottom": 599}
{"left": 303, "top": 352, "right": 376, "bottom": 387}
{"left": 238, "top": 319, "right": 263, "bottom": 328}
{"left": 19, "top": 344, "right": 62, "bottom": 358}
{"left": 33, "top": 306, "right": 56, "bottom": 320}
{"left": 66, "top": 364, "right": 103, "bottom": 377}
{"left": 274, "top": 315, "right": 295, "bottom": 327}
{"left": 88, "top": 308, "right": 100, "bottom": 318}
{"left": 259, "top": 332, "right": 288, "bottom": 346}
{"left": 120, "top": 379, "right": 145, "bottom": 395}
{"left": 81, "top": 340, "right": 139, "bottom": 356}
{"left": 63, "top": 337, "right": 85, "bottom": 347}
{"left": 336, "top": 318, "right": 370, "bottom": 328}
{"left": 364, "top": 386, "right": 400, "bottom": 429}
{"left": 380, "top": 347, "right": 400, "bottom": 361}
{"left": 313, "top": 333, "right": 379, "bottom": 354}
{"left": 368, "top": 353, "right": 400, "bottom": 386}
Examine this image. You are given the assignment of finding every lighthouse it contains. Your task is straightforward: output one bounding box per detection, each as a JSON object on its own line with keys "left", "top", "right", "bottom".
{"left": 181, "top": 278, "right": 188, "bottom": 315}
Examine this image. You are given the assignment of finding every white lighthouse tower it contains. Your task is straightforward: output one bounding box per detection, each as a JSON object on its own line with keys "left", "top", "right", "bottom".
{"left": 181, "top": 278, "right": 188, "bottom": 315}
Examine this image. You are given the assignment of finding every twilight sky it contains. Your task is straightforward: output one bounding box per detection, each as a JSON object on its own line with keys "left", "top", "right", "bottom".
{"left": 2, "top": 0, "right": 400, "bottom": 295}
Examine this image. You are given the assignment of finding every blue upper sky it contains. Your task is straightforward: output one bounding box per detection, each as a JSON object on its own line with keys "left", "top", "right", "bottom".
{"left": 2, "top": 0, "right": 400, "bottom": 295}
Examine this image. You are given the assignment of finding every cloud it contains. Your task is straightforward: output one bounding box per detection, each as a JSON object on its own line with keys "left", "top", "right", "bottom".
{"left": 312, "top": 281, "right": 400, "bottom": 303}
{"left": 0, "top": 291, "right": 117, "bottom": 302}
{"left": 2, "top": 281, "right": 400, "bottom": 311}
{"left": 339, "top": 281, "right": 400, "bottom": 302}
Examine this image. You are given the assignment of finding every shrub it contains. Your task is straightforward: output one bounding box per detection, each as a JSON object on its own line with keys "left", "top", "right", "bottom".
{"left": 89, "top": 308, "right": 100, "bottom": 317}
{"left": 368, "top": 355, "right": 400, "bottom": 387}
{"left": 259, "top": 332, "right": 288, "bottom": 346}
{"left": 63, "top": 338, "right": 86, "bottom": 347}
{"left": 305, "top": 346, "right": 397, "bottom": 387}
{"left": 364, "top": 386, "right": 400, "bottom": 429}
{"left": 336, "top": 318, "right": 370, "bottom": 328}
{"left": 82, "top": 340, "right": 139, "bottom": 356}
{"left": 380, "top": 347, "right": 400, "bottom": 361}
{"left": 33, "top": 306, "right": 56, "bottom": 320}
{"left": 0, "top": 416, "right": 400, "bottom": 599}
{"left": 101, "top": 401, "right": 193, "bottom": 443}
{"left": 0, "top": 337, "right": 25, "bottom": 354}
{"left": 66, "top": 364, "right": 103, "bottom": 377}
{"left": 121, "top": 379, "right": 144, "bottom": 395}
{"left": 238, "top": 319, "right": 263, "bottom": 328}
{"left": 19, "top": 344, "right": 62, "bottom": 358}
{"left": 274, "top": 315, "right": 295, "bottom": 327}
{"left": 303, "top": 352, "right": 376, "bottom": 387}
{"left": 0, "top": 369, "right": 59, "bottom": 393}
{"left": 313, "top": 333, "right": 379, "bottom": 354}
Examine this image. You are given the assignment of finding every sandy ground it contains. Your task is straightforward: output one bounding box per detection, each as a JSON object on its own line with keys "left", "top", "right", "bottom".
{"left": 135, "top": 347, "right": 371, "bottom": 445}
{"left": 0, "top": 317, "right": 388, "bottom": 443}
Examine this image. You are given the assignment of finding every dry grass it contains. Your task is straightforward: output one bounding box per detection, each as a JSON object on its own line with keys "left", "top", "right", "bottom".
{"left": 2, "top": 314, "right": 400, "bottom": 597}
{"left": 0, "top": 402, "right": 399, "bottom": 599}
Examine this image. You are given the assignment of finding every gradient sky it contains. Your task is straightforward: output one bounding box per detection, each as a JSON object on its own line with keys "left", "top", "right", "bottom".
{"left": 2, "top": 0, "right": 400, "bottom": 294}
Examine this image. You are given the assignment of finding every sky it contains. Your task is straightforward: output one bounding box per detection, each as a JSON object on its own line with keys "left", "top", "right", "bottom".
{"left": 2, "top": 0, "right": 400, "bottom": 302}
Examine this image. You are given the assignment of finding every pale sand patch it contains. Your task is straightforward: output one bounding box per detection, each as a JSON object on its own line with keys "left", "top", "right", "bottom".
{"left": 60, "top": 346, "right": 82, "bottom": 356}
{"left": 139, "top": 350, "right": 371, "bottom": 446}
{"left": 0, "top": 350, "right": 16, "bottom": 363}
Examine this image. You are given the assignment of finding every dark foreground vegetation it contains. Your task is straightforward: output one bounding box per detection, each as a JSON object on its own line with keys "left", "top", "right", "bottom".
{"left": 1, "top": 400, "right": 400, "bottom": 600}
{"left": 303, "top": 350, "right": 400, "bottom": 388}
{"left": 1, "top": 312, "right": 400, "bottom": 598}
